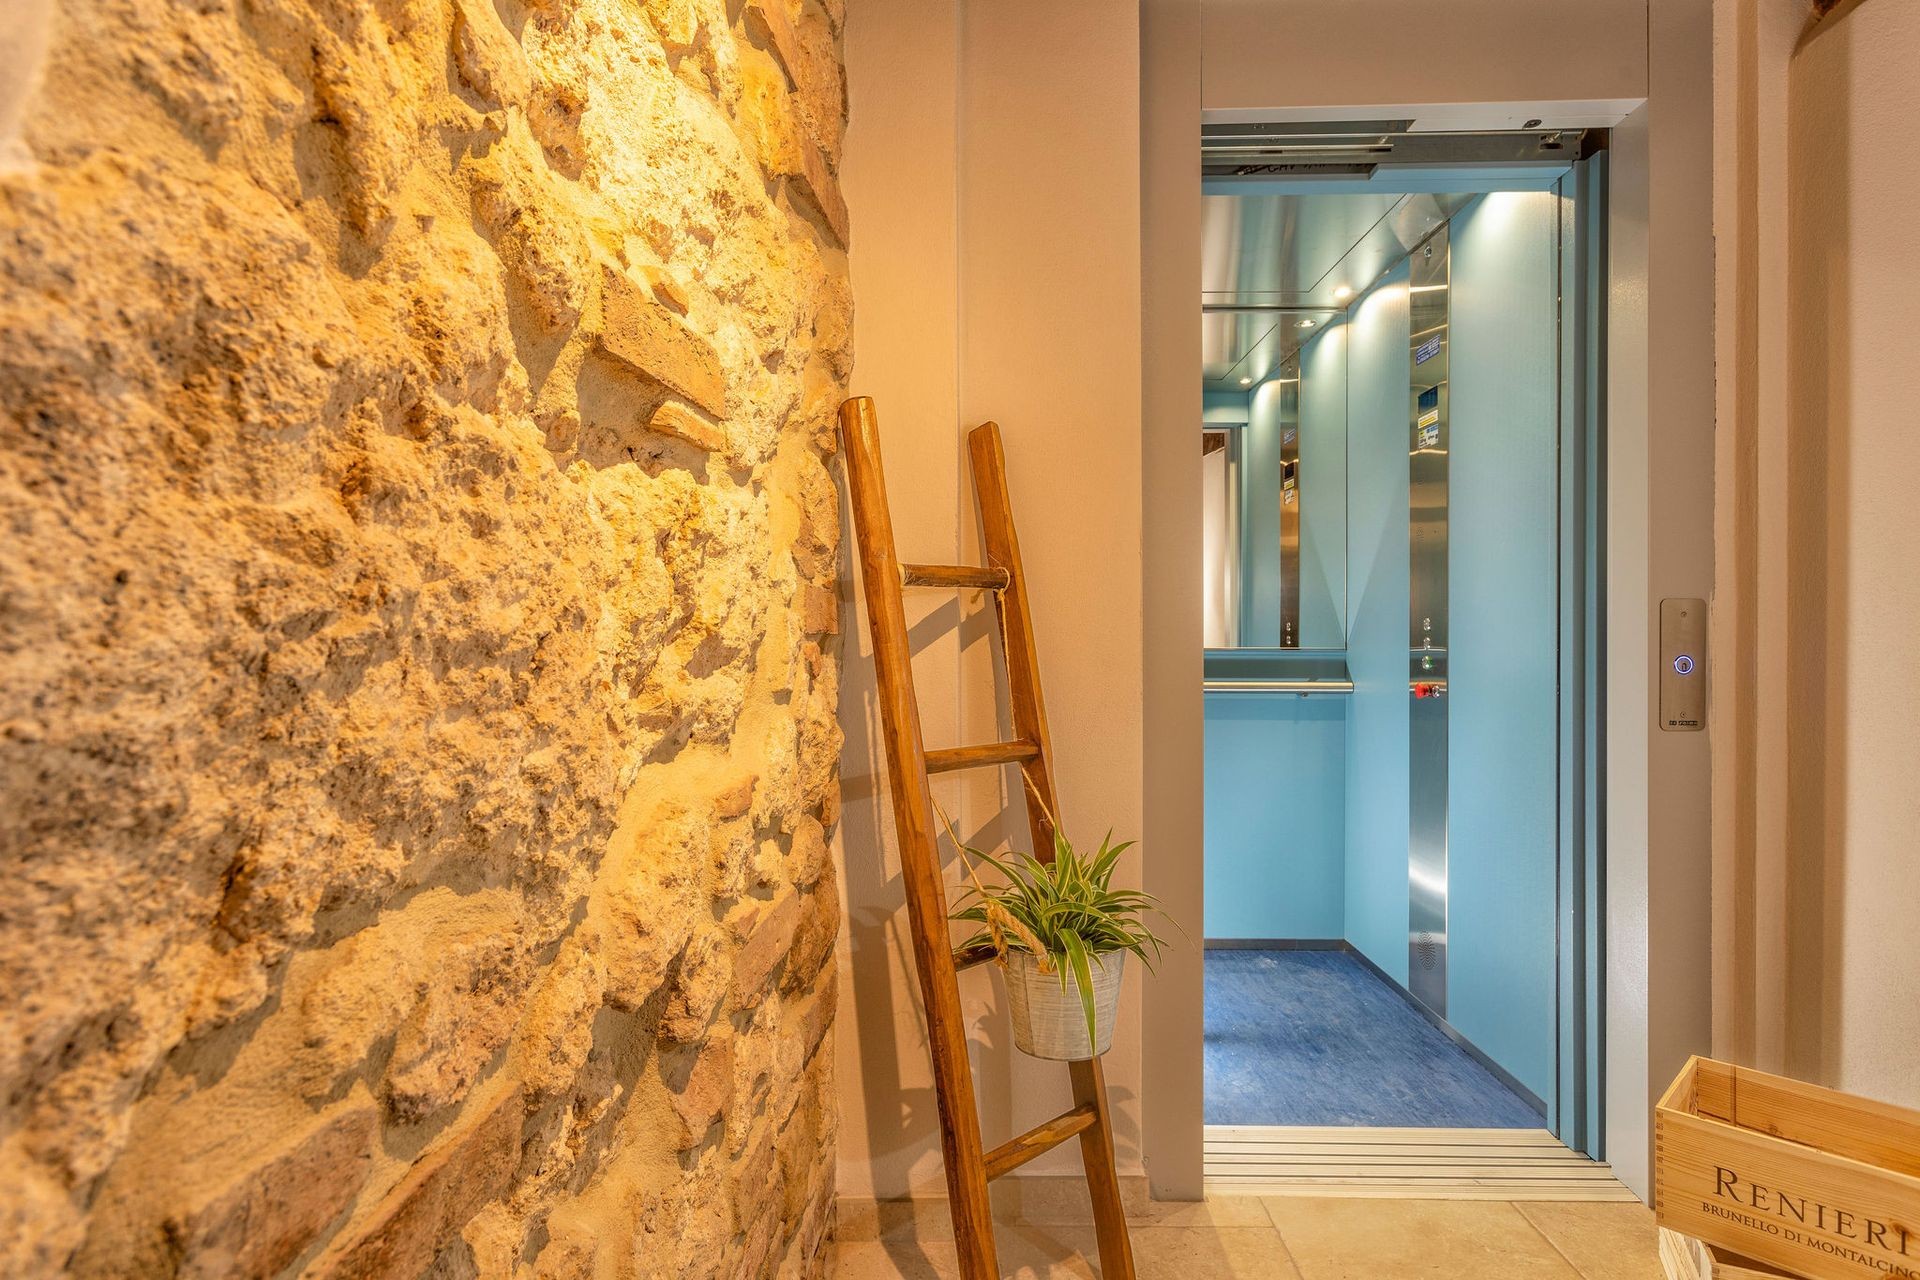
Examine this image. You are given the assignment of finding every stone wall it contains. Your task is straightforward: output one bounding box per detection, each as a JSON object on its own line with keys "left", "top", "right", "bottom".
{"left": 0, "top": 0, "right": 849, "bottom": 1275}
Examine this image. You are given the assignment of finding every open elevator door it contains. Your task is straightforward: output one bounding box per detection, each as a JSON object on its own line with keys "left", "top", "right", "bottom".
{"left": 1401, "top": 147, "right": 1609, "bottom": 1158}
{"left": 1200, "top": 121, "right": 1611, "bottom": 1181}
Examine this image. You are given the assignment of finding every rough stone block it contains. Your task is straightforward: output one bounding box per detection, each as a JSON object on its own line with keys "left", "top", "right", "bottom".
{"left": 596, "top": 264, "right": 728, "bottom": 417}
{"left": 731, "top": 1131, "right": 778, "bottom": 1231}
{"left": 744, "top": 3, "right": 805, "bottom": 90}
{"left": 799, "top": 582, "right": 838, "bottom": 636}
{"left": 659, "top": 926, "right": 729, "bottom": 1044}
{"left": 383, "top": 934, "right": 526, "bottom": 1122}
{"left": 668, "top": 1030, "right": 734, "bottom": 1150}
{"left": 316, "top": 1085, "right": 524, "bottom": 1280}
{"left": 798, "top": 974, "right": 837, "bottom": 1065}
{"left": 788, "top": 814, "right": 829, "bottom": 888}
{"left": 646, "top": 401, "right": 726, "bottom": 452}
{"left": 791, "top": 4, "right": 848, "bottom": 150}
{"left": 731, "top": 891, "right": 802, "bottom": 1005}
{"left": 780, "top": 877, "right": 838, "bottom": 996}
{"left": 452, "top": 0, "right": 532, "bottom": 109}
{"left": 713, "top": 771, "right": 759, "bottom": 819}
{"left": 637, "top": 264, "right": 692, "bottom": 315}
{"left": 171, "top": 1104, "right": 377, "bottom": 1280}
{"left": 791, "top": 455, "right": 839, "bottom": 581}
{"left": 645, "top": 0, "right": 703, "bottom": 54}
{"left": 786, "top": 136, "right": 850, "bottom": 249}
{"left": 738, "top": 1202, "right": 779, "bottom": 1277}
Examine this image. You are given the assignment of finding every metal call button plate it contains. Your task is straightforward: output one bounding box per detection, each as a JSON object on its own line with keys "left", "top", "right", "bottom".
{"left": 1659, "top": 597, "right": 1706, "bottom": 731}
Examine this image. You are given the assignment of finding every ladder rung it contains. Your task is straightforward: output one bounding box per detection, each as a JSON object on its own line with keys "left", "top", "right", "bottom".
{"left": 984, "top": 1103, "right": 1100, "bottom": 1181}
{"left": 952, "top": 941, "right": 998, "bottom": 972}
{"left": 924, "top": 739, "right": 1040, "bottom": 774}
{"left": 902, "top": 563, "right": 1010, "bottom": 590}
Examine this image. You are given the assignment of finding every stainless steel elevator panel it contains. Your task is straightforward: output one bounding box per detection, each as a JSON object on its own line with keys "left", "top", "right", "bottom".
{"left": 1408, "top": 228, "right": 1450, "bottom": 1017}
{"left": 1278, "top": 359, "right": 1302, "bottom": 647}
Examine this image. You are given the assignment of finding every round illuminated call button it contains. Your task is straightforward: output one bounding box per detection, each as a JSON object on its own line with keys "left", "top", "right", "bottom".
{"left": 1673, "top": 655, "right": 1695, "bottom": 676}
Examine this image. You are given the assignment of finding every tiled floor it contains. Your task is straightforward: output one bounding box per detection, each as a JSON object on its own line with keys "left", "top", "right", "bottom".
{"left": 1205, "top": 949, "right": 1543, "bottom": 1127}
{"left": 830, "top": 1187, "right": 1666, "bottom": 1278}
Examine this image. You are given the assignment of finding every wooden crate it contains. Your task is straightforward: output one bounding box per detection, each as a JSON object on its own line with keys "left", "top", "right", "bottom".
{"left": 1660, "top": 1227, "right": 1800, "bottom": 1280}
{"left": 1655, "top": 1056, "right": 1920, "bottom": 1280}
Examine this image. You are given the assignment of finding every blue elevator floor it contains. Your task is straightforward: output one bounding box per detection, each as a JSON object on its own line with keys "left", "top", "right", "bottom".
{"left": 1204, "top": 948, "right": 1544, "bottom": 1128}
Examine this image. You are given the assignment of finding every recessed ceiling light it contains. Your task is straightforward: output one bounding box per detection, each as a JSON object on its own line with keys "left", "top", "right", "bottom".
{"left": 1333, "top": 286, "right": 1354, "bottom": 301}
{"left": 1239, "top": 376, "right": 1252, "bottom": 386}
{"left": 1297, "top": 319, "right": 1316, "bottom": 329}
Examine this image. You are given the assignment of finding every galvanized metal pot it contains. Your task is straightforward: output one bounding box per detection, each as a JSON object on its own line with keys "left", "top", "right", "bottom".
{"left": 1002, "top": 949, "right": 1124, "bottom": 1061}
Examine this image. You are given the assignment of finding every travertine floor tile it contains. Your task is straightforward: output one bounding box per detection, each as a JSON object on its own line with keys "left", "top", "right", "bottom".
{"left": 993, "top": 1178, "right": 1275, "bottom": 1228}
{"left": 833, "top": 1196, "right": 1657, "bottom": 1277}
{"left": 989, "top": 1222, "right": 1101, "bottom": 1277}
{"left": 1262, "top": 1197, "right": 1584, "bottom": 1279}
{"left": 829, "top": 1238, "right": 962, "bottom": 1279}
{"left": 1130, "top": 1225, "right": 1303, "bottom": 1278}
{"left": 832, "top": 1222, "right": 1299, "bottom": 1278}
{"left": 1515, "top": 1202, "right": 1665, "bottom": 1280}
{"left": 834, "top": 1198, "right": 958, "bottom": 1243}
{"left": 837, "top": 1182, "right": 1271, "bottom": 1244}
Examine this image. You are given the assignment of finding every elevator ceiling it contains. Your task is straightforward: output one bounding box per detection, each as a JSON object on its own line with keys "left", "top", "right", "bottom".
{"left": 1199, "top": 120, "right": 1596, "bottom": 393}
{"left": 1201, "top": 190, "right": 1473, "bottom": 391}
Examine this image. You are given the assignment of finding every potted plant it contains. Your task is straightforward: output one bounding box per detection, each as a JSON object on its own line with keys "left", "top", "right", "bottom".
{"left": 942, "top": 806, "right": 1173, "bottom": 1061}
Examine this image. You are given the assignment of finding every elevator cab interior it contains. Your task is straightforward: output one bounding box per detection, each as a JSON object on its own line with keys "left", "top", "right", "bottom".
{"left": 1199, "top": 121, "right": 1608, "bottom": 1153}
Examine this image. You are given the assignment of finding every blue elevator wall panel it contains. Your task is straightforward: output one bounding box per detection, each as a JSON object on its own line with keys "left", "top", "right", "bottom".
{"left": 1204, "top": 693, "right": 1346, "bottom": 939}
{"left": 1341, "top": 262, "right": 1412, "bottom": 987}
{"left": 1445, "top": 192, "right": 1559, "bottom": 1103}
{"left": 1204, "top": 388, "right": 1252, "bottom": 425}
{"left": 1298, "top": 324, "right": 1348, "bottom": 648}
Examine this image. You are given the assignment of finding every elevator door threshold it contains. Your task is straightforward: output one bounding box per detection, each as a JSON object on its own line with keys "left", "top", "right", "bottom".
{"left": 1203, "top": 1126, "right": 1638, "bottom": 1201}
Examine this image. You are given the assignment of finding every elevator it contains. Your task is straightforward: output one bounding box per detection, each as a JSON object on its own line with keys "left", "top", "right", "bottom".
{"left": 1198, "top": 122, "right": 1608, "bottom": 1162}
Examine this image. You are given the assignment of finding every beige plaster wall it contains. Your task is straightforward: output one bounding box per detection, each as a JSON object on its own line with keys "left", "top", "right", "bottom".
{"left": 1784, "top": 0, "right": 1920, "bottom": 1109}
{"left": 1198, "top": 0, "right": 1647, "bottom": 119}
{"left": 1714, "top": 0, "right": 1920, "bottom": 1109}
{"left": 834, "top": 0, "right": 1145, "bottom": 1199}
{"left": 0, "top": 0, "right": 851, "bottom": 1274}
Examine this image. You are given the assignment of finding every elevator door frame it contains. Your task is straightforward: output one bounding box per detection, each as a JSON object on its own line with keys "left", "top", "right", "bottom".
{"left": 1140, "top": 79, "right": 1700, "bottom": 1208}
{"left": 1194, "top": 158, "right": 1613, "bottom": 1158}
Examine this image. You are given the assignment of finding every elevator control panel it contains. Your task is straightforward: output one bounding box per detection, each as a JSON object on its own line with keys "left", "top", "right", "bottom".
{"left": 1659, "top": 597, "right": 1707, "bottom": 732}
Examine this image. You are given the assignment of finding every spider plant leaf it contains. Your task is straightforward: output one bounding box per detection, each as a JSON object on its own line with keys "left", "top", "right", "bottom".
{"left": 1059, "top": 929, "right": 1098, "bottom": 1050}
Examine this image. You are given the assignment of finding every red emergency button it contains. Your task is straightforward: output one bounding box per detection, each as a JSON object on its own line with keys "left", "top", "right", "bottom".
{"left": 1414, "top": 682, "right": 1438, "bottom": 699}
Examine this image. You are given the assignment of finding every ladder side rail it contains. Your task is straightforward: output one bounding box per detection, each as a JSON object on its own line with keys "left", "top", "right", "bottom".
{"left": 839, "top": 398, "right": 1000, "bottom": 1280}
{"left": 965, "top": 422, "right": 1062, "bottom": 859}
{"left": 967, "top": 420, "right": 1139, "bottom": 1280}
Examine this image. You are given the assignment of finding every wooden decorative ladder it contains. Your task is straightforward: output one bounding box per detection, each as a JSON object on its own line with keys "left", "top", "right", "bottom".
{"left": 838, "top": 396, "right": 1137, "bottom": 1279}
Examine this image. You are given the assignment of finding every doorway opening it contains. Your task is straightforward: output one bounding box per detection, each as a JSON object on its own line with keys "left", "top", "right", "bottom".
{"left": 1198, "top": 120, "right": 1612, "bottom": 1193}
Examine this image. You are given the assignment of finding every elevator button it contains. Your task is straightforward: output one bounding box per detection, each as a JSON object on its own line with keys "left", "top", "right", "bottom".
{"left": 1673, "top": 654, "right": 1695, "bottom": 676}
